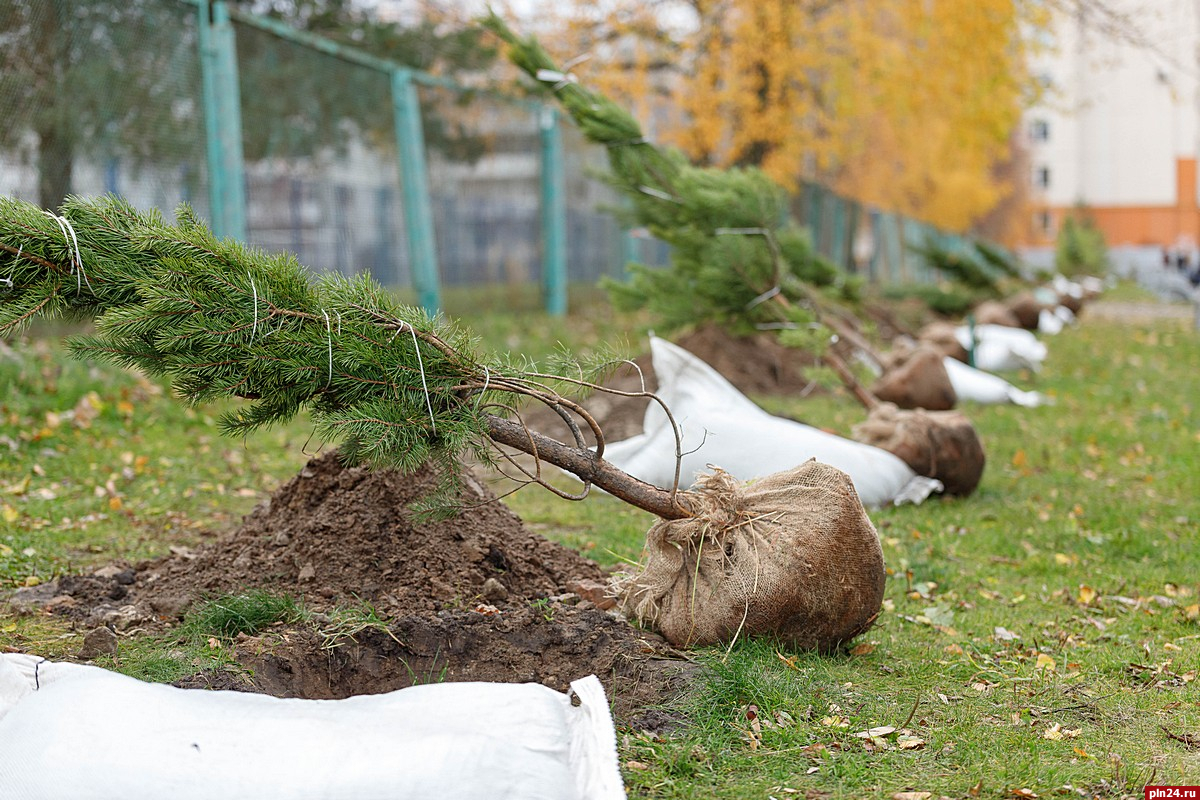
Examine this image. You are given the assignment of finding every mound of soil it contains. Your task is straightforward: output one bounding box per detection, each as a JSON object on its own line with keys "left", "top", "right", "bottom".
{"left": 9, "top": 451, "right": 695, "bottom": 729}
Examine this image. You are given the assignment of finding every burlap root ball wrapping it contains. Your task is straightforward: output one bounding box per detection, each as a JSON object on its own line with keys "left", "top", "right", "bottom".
{"left": 1006, "top": 292, "right": 1046, "bottom": 330}
{"left": 852, "top": 402, "right": 986, "bottom": 496}
{"left": 614, "top": 461, "right": 885, "bottom": 650}
{"left": 871, "top": 343, "right": 957, "bottom": 411}
{"left": 918, "top": 321, "right": 970, "bottom": 363}
{"left": 972, "top": 300, "right": 1021, "bottom": 328}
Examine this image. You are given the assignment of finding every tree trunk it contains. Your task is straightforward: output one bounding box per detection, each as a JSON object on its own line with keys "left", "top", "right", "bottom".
{"left": 485, "top": 414, "right": 694, "bottom": 520}
{"left": 35, "top": 0, "right": 73, "bottom": 211}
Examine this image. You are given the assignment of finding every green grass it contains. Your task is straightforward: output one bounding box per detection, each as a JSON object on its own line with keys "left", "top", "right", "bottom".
{"left": 3, "top": 293, "right": 1200, "bottom": 797}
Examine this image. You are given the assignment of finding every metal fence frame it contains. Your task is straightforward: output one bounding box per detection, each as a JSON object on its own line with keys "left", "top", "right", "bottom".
{"left": 2, "top": 1, "right": 1000, "bottom": 317}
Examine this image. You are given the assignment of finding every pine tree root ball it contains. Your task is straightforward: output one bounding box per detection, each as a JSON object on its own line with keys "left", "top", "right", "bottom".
{"left": 871, "top": 343, "right": 958, "bottom": 411}
{"left": 614, "top": 461, "right": 885, "bottom": 651}
{"left": 851, "top": 402, "right": 986, "bottom": 496}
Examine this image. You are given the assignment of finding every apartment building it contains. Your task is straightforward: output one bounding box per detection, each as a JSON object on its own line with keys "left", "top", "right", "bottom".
{"left": 1019, "top": 0, "right": 1200, "bottom": 274}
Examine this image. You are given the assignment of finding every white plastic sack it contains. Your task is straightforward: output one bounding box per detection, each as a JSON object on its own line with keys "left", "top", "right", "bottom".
{"left": 602, "top": 337, "right": 941, "bottom": 508}
{"left": 941, "top": 356, "right": 1047, "bottom": 407}
{"left": 954, "top": 323, "right": 1048, "bottom": 372}
{"left": 0, "top": 654, "right": 625, "bottom": 800}
{"left": 1037, "top": 308, "right": 1064, "bottom": 335}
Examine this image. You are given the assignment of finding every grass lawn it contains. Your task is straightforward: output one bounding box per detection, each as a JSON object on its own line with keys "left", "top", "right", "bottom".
{"left": 2, "top": 289, "right": 1199, "bottom": 798}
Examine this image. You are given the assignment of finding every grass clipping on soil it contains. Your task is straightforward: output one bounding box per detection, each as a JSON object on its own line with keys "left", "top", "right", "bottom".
{"left": 615, "top": 460, "right": 885, "bottom": 650}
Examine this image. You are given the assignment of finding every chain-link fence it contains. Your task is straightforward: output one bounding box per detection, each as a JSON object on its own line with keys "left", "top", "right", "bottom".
{"left": 0, "top": 0, "right": 982, "bottom": 315}
{"left": 0, "top": 1, "right": 209, "bottom": 219}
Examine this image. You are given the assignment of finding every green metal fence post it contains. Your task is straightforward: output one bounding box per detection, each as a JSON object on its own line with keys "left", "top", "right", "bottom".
{"left": 391, "top": 67, "right": 441, "bottom": 313}
{"left": 198, "top": 0, "right": 247, "bottom": 241}
{"left": 539, "top": 106, "right": 567, "bottom": 316}
{"left": 829, "top": 196, "right": 847, "bottom": 269}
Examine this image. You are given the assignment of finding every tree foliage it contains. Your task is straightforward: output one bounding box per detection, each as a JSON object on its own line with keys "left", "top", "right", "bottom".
{"left": 536, "top": 0, "right": 1047, "bottom": 233}
{"left": 1055, "top": 209, "right": 1109, "bottom": 277}
{"left": 487, "top": 13, "right": 854, "bottom": 346}
{"left": 0, "top": 195, "right": 693, "bottom": 519}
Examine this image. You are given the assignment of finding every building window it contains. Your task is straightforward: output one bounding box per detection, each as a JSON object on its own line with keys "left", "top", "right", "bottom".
{"left": 1034, "top": 210, "right": 1054, "bottom": 236}
{"left": 1033, "top": 165, "right": 1051, "bottom": 189}
{"left": 1029, "top": 119, "right": 1050, "bottom": 142}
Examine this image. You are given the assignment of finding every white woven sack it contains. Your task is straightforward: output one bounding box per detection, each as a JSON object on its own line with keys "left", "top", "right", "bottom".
{"left": 1037, "top": 308, "right": 1064, "bottom": 335}
{"left": 941, "top": 356, "right": 1046, "bottom": 407}
{"left": 0, "top": 654, "right": 624, "bottom": 800}
{"left": 954, "top": 324, "right": 1048, "bottom": 372}
{"left": 602, "top": 337, "right": 941, "bottom": 508}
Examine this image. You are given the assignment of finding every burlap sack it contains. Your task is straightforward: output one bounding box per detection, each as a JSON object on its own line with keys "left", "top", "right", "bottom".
{"left": 852, "top": 402, "right": 986, "bottom": 496}
{"left": 918, "top": 321, "right": 970, "bottom": 363}
{"left": 973, "top": 300, "right": 1021, "bottom": 328}
{"left": 615, "top": 461, "right": 885, "bottom": 650}
{"left": 1056, "top": 291, "right": 1083, "bottom": 314}
{"left": 872, "top": 343, "right": 957, "bottom": 411}
{"left": 1005, "top": 292, "right": 1044, "bottom": 330}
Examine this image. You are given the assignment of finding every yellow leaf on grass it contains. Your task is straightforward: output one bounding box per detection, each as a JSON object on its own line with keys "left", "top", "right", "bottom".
{"left": 1011, "top": 449, "right": 1027, "bottom": 468}
{"left": 23, "top": 576, "right": 39, "bottom": 587}
{"left": 1, "top": 504, "right": 18, "bottom": 524}
{"left": 1078, "top": 585, "right": 1097, "bottom": 605}
{"left": 1072, "top": 746, "right": 1093, "bottom": 759}
{"left": 892, "top": 793, "right": 932, "bottom": 800}
{"left": 108, "top": 497, "right": 123, "bottom": 512}
{"left": 1184, "top": 604, "right": 1200, "bottom": 621}
{"left": 1035, "top": 653, "right": 1056, "bottom": 672}
{"left": 1042, "top": 723, "right": 1064, "bottom": 740}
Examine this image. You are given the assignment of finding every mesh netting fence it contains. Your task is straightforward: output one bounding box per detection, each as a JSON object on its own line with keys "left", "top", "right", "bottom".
{"left": 0, "top": 0, "right": 971, "bottom": 310}
{"left": 0, "top": 0, "right": 208, "bottom": 219}
{"left": 233, "top": 19, "right": 404, "bottom": 284}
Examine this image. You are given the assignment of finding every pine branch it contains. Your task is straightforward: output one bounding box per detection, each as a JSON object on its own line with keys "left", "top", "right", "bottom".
{"left": 485, "top": 14, "right": 879, "bottom": 409}
{"left": 0, "top": 195, "right": 693, "bottom": 521}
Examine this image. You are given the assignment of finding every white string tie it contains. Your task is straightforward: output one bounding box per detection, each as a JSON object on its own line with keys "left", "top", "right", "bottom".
{"left": 322, "top": 309, "right": 334, "bottom": 388}
{"left": 475, "top": 365, "right": 491, "bottom": 409}
{"left": 638, "top": 186, "right": 680, "bottom": 203}
{"left": 247, "top": 273, "right": 259, "bottom": 343}
{"left": 745, "top": 285, "right": 781, "bottom": 310}
{"left": 535, "top": 68, "right": 579, "bottom": 91}
{"left": 44, "top": 211, "right": 90, "bottom": 294}
{"left": 1, "top": 246, "right": 19, "bottom": 290}
{"left": 715, "top": 227, "right": 769, "bottom": 236}
{"left": 402, "top": 322, "right": 436, "bottom": 434}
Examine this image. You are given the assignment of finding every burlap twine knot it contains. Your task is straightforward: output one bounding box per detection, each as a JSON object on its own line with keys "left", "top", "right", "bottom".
{"left": 613, "top": 459, "right": 886, "bottom": 650}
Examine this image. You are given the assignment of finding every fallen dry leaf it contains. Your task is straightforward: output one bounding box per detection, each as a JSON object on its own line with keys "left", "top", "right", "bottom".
{"left": 891, "top": 793, "right": 932, "bottom": 800}
{"left": 1078, "top": 585, "right": 1097, "bottom": 605}
{"left": 849, "top": 642, "right": 876, "bottom": 656}
{"left": 623, "top": 760, "right": 650, "bottom": 771}
{"left": 1035, "top": 653, "right": 1056, "bottom": 672}
{"left": 854, "top": 726, "right": 896, "bottom": 739}
{"left": 994, "top": 626, "right": 1020, "bottom": 642}
{"left": 897, "top": 736, "right": 926, "bottom": 750}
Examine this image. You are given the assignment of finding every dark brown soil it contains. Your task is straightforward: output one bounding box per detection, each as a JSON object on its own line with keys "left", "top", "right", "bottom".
{"left": 9, "top": 451, "right": 695, "bottom": 730}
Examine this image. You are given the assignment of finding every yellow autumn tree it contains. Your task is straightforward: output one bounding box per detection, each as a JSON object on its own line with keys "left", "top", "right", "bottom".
{"left": 534, "top": 0, "right": 1047, "bottom": 233}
